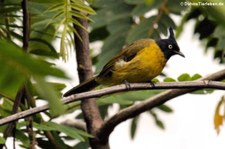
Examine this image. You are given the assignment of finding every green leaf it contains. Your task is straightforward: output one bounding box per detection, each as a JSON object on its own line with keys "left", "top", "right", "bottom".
{"left": 71, "top": 0, "right": 96, "bottom": 15}
{"left": 0, "top": 137, "right": 5, "bottom": 144}
{"left": 0, "top": 39, "right": 66, "bottom": 98}
{"left": 50, "top": 82, "right": 66, "bottom": 92}
{"left": 37, "top": 131, "right": 71, "bottom": 149}
{"left": 98, "top": 90, "right": 162, "bottom": 106}
{"left": 20, "top": 121, "right": 92, "bottom": 141}
{"left": 28, "top": 81, "right": 66, "bottom": 99}
{"left": 0, "top": 39, "right": 67, "bottom": 115}
{"left": 91, "top": 1, "right": 132, "bottom": 29}
{"left": 156, "top": 119, "right": 165, "bottom": 129}
{"left": 29, "top": 38, "right": 58, "bottom": 58}
{"left": 33, "top": 77, "right": 65, "bottom": 116}
{"left": 178, "top": 73, "right": 191, "bottom": 81}
{"left": 90, "top": 10, "right": 108, "bottom": 29}
{"left": 92, "top": 0, "right": 121, "bottom": 7}
{"left": 107, "top": 18, "right": 132, "bottom": 34}
{"left": 191, "top": 89, "right": 214, "bottom": 94}
{"left": 150, "top": 111, "right": 165, "bottom": 129}
{"left": 126, "top": 17, "right": 155, "bottom": 43}
{"left": 160, "top": 15, "right": 176, "bottom": 29}
{"left": 217, "top": 37, "right": 225, "bottom": 50}
{"left": 0, "top": 124, "right": 7, "bottom": 132}
{"left": 144, "top": 0, "right": 154, "bottom": 5}
{"left": 178, "top": 73, "right": 202, "bottom": 82}
{"left": 98, "top": 94, "right": 133, "bottom": 106}
{"left": 213, "top": 25, "right": 225, "bottom": 38}
{"left": 205, "top": 0, "right": 225, "bottom": 27}
{"left": 131, "top": 3, "right": 152, "bottom": 16}
{"left": 191, "top": 73, "right": 202, "bottom": 80}
{"left": 45, "top": 122, "right": 92, "bottom": 141}
{"left": 16, "top": 130, "right": 30, "bottom": 148}
{"left": 157, "top": 22, "right": 168, "bottom": 36}
{"left": 35, "top": 0, "right": 95, "bottom": 61}
{"left": 152, "top": 78, "right": 160, "bottom": 83}
{"left": 176, "top": 13, "right": 188, "bottom": 38}
{"left": 74, "top": 141, "right": 90, "bottom": 149}
{"left": 89, "top": 26, "right": 109, "bottom": 42}
{"left": 0, "top": 98, "right": 15, "bottom": 117}
{"left": 0, "top": 65, "right": 25, "bottom": 98}
{"left": 157, "top": 104, "right": 173, "bottom": 113}
{"left": 32, "top": 122, "right": 55, "bottom": 131}
{"left": 167, "top": 0, "right": 185, "bottom": 15}
{"left": 124, "top": 0, "right": 144, "bottom": 4}
{"left": 130, "top": 117, "right": 139, "bottom": 139}
{"left": 163, "top": 77, "right": 176, "bottom": 82}
{"left": 1, "top": 39, "right": 66, "bottom": 78}
{"left": 86, "top": 0, "right": 95, "bottom": 4}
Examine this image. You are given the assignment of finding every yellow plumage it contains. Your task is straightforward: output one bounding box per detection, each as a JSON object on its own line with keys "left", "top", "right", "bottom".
{"left": 96, "top": 40, "right": 166, "bottom": 85}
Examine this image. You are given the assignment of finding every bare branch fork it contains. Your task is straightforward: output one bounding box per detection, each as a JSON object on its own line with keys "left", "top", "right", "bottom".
{"left": 0, "top": 69, "right": 225, "bottom": 126}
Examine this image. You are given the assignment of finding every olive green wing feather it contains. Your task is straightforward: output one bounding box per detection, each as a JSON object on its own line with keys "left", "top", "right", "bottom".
{"left": 98, "top": 39, "right": 154, "bottom": 78}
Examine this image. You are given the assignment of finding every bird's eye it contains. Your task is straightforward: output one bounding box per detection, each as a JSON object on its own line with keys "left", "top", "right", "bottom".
{"left": 168, "top": 44, "right": 173, "bottom": 49}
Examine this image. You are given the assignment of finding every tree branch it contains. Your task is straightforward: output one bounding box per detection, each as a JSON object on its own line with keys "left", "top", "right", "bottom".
{"left": 22, "top": 0, "right": 29, "bottom": 51}
{"left": 0, "top": 77, "right": 224, "bottom": 126}
{"left": 73, "top": 9, "right": 104, "bottom": 148}
{"left": 96, "top": 69, "right": 225, "bottom": 140}
{"left": 73, "top": 17, "right": 103, "bottom": 132}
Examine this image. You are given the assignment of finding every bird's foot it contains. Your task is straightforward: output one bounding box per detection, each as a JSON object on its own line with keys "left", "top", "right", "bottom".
{"left": 124, "top": 80, "right": 131, "bottom": 90}
{"left": 147, "top": 81, "right": 155, "bottom": 88}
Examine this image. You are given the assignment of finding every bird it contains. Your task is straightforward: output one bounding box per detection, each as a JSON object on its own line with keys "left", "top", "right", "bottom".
{"left": 63, "top": 27, "right": 184, "bottom": 97}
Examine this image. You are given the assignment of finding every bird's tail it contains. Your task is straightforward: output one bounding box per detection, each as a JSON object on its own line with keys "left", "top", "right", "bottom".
{"left": 63, "top": 77, "right": 99, "bottom": 97}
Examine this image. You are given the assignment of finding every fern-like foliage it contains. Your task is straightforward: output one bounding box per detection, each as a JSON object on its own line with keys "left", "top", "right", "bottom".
{"left": 38, "top": 0, "right": 95, "bottom": 60}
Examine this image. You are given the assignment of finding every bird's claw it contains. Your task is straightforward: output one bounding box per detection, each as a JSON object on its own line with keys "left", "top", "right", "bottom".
{"left": 124, "top": 80, "right": 131, "bottom": 90}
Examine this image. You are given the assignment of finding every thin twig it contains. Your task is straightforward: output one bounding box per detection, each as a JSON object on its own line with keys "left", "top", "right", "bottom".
{"left": 1, "top": 87, "right": 25, "bottom": 149}
{"left": 21, "top": 0, "right": 36, "bottom": 148}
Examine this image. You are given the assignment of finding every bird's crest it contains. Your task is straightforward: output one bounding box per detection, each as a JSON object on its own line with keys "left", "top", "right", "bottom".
{"left": 169, "top": 27, "right": 175, "bottom": 41}
{"left": 168, "top": 27, "right": 179, "bottom": 47}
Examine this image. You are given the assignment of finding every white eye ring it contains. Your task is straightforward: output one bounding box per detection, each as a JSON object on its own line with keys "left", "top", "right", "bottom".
{"left": 168, "top": 44, "right": 173, "bottom": 49}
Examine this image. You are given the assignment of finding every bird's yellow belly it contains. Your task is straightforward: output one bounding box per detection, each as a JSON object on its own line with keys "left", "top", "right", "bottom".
{"left": 99, "top": 44, "right": 166, "bottom": 85}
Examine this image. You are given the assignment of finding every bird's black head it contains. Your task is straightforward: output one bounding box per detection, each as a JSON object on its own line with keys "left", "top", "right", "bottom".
{"left": 156, "top": 27, "right": 184, "bottom": 60}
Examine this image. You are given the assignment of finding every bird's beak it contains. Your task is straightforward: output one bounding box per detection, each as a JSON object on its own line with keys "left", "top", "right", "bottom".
{"left": 174, "top": 51, "right": 185, "bottom": 58}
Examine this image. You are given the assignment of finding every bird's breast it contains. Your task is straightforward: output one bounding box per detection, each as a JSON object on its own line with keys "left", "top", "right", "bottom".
{"left": 111, "top": 43, "right": 166, "bottom": 83}
{"left": 96, "top": 42, "right": 167, "bottom": 85}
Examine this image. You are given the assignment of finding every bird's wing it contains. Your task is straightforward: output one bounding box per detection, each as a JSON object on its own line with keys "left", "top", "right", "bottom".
{"left": 98, "top": 39, "right": 154, "bottom": 78}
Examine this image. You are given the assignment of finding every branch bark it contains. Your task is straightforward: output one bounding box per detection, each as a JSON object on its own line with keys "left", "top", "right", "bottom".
{"left": 0, "top": 77, "right": 225, "bottom": 148}
{"left": 0, "top": 79, "right": 225, "bottom": 126}
{"left": 73, "top": 15, "right": 105, "bottom": 148}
